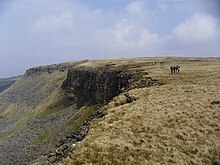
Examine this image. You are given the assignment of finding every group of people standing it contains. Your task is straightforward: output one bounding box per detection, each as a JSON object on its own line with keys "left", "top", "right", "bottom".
{"left": 170, "top": 65, "right": 180, "bottom": 74}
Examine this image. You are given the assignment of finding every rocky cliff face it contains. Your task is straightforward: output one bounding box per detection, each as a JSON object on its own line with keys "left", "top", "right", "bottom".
{"left": 25, "top": 64, "right": 70, "bottom": 76}
{"left": 25, "top": 60, "right": 88, "bottom": 76}
{"left": 62, "top": 68, "right": 132, "bottom": 106}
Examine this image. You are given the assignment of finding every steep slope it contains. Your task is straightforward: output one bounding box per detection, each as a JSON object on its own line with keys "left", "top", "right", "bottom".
{"left": 61, "top": 58, "right": 220, "bottom": 165}
{"left": 0, "top": 63, "right": 72, "bottom": 164}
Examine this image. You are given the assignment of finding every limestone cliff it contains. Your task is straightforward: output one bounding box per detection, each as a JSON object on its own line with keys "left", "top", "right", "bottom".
{"left": 62, "top": 68, "right": 132, "bottom": 106}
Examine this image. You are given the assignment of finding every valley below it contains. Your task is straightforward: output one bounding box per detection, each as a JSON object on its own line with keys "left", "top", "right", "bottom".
{"left": 0, "top": 76, "right": 20, "bottom": 93}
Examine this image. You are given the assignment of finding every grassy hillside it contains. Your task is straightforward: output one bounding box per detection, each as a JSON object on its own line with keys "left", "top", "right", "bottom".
{"left": 0, "top": 70, "right": 66, "bottom": 128}
{"left": 61, "top": 57, "right": 220, "bottom": 165}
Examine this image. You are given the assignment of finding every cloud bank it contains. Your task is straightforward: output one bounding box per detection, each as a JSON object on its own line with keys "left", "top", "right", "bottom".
{"left": 29, "top": 1, "right": 219, "bottom": 56}
{"left": 32, "top": 11, "right": 74, "bottom": 32}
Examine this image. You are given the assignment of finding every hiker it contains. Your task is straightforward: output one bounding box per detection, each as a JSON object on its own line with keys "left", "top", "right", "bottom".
{"left": 176, "top": 65, "right": 180, "bottom": 74}
{"left": 170, "top": 66, "right": 173, "bottom": 74}
{"left": 173, "top": 66, "right": 176, "bottom": 73}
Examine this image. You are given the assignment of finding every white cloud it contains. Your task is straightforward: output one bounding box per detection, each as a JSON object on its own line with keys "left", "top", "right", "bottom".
{"left": 94, "top": 18, "right": 160, "bottom": 54}
{"left": 172, "top": 13, "right": 219, "bottom": 42}
{"left": 32, "top": 11, "right": 73, "bottom": 32}
{"left": 113, "top": 19, "right": 131, "bottom": 46}
{"left": 94, "top": 19, "right": 134, "bottom": 50}
{"left": 126, "top": 0, "right": 145, "bottom": 15}
{"left": 108, "top": 13, "right": 219, "bottom": 55}
{"left": 140, "top": 30, "right": 160, "bottom": 47}
{"left": 94, "top": 11, "right": 220, "bottom": 57}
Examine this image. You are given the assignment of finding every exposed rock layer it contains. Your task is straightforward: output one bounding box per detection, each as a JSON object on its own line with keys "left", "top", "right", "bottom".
{"left": 62, "top": 68, "right": 132, "bottom": 106}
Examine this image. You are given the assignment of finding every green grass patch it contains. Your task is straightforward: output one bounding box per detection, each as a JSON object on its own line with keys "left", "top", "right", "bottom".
{"left": 32, "top": 132, "right": 52, "bottom": 144}
{"left": 34, "top": 88, "right": 71, "bottom": 118}
{"left": 63, "top": 104, "right": 103, "bottom": 136}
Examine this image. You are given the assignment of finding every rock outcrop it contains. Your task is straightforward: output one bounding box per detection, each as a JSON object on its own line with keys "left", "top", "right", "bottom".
{"left": 62, "top": 68, "right": 133, "bottom": 106}
{"left": 25, "top": 64, "right": 71, "bottom": 76}
{"left": 25, "top": 60, "right": 88, "bottom": 76}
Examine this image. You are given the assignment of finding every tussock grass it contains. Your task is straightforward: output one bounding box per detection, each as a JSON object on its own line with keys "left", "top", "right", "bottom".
{"left": 61, "top": 58, "right": 220, "bottom": 165}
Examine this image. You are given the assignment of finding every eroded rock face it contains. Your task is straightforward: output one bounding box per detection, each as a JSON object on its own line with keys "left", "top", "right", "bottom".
{"left": 62, "top": 68, "right": 132, "bottom": 106}
{"left": 25, "top": 65, "right": 71, "bottom": 76}
{"left": 25, "top": 60, "right": 88, "bottom": 76}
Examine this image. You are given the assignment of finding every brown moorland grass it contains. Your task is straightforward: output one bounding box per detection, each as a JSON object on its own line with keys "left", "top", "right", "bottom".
{"left": 60, "top": 57, "right": 220, "bottom": 165}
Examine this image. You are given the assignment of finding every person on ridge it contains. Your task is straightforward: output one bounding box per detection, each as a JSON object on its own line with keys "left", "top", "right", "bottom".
{"left": 176, "top": 65, "right": 180, "bottom": 73}
{"left": 170, "top": 66, "right": 173, "bottom": 74}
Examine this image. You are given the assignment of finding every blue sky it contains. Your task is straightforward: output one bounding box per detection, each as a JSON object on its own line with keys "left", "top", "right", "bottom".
{"left": 0, "top": 0, "right": 219, "bottom": 77}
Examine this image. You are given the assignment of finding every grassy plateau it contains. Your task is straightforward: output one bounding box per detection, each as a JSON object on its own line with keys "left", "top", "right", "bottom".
{"left": 60, "top": 57, "right": 220, "bottom": 165}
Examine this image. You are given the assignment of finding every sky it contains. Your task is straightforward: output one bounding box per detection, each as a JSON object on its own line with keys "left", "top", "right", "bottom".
{"left": 0, "top": 0, "right": 219, "bottom": 77}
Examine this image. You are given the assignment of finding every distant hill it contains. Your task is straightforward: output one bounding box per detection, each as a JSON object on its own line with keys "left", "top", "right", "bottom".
{"left": 0, "top": 76, "right": 20, "bottom": 92}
